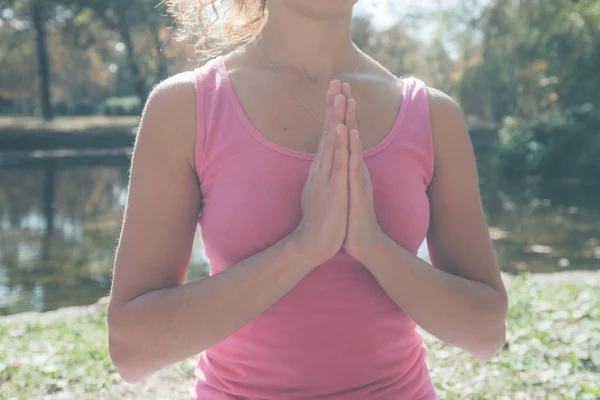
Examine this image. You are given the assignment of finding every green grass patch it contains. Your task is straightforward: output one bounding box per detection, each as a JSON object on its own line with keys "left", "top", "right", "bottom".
{"left": 1, "top": 274, "right": 598, "bottom": 399}
{"left": 423, "top": 275, "right": 600, "bottom": 399}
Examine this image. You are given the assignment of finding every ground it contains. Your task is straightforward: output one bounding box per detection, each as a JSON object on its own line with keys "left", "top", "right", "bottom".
{"left": 1, "top": 273, "right": 599, "bottom": 399}
{"left": 0, "top": 116, "right": 138, "bottom": 133}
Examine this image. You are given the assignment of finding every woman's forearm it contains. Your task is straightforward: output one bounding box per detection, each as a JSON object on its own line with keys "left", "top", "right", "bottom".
{"left": 107, "top": 233, "right": 313, "bottom": 383}
{"left": 363, "top": 233, "right": 507, "bottom": 360}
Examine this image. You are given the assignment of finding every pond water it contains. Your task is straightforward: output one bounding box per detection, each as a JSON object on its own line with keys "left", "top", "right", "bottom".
{"left": 0, "top": 159, "right": 599, "bottom": 315}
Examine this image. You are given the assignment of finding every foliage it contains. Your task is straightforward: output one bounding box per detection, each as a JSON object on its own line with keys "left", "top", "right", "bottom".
{"left": 495, "top": 104, "right": 600, "bottom": 179}
{"left": 435, "top": 0, "right": 600, "bottom": 179}
{"left": 0, "top": 306, "right": 197, "bottom": 398}
{"left": 352, "top": 17, "right": 425, "bottom": 81}
{"left": 99, "top": 96, "right": 143, "bottom": 116}
{"left": 2, "top": 0, "right": 599, "bottom": 138}
{"left": 425, "top": 275, "right": 600, "bottom": 399}
{"left": 54, "top": 98, "right": 98, "bottom": 116}
{"left": 457, "top": 0, "right": 600, "bottom": 122}
{"left": 0, "top": 275, "right": 599, "bottom": 399}
{"left": 0, "top": 0, "right": 195, "bottom": 119}
{"left": 0, "top": 98, "right": 37, "bottom": 116}
{"left": 68, "top": 0, "right": 175, "bottom": 104}
{"left": 1, "top": 97, "right": 142, "bottom": 116}
{"left": 0, "top": 0, "right": 448, "bottom": 120}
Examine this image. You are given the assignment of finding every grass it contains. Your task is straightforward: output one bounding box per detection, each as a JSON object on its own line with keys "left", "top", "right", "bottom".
{"left": 424, "top": 275, "right": 600, "bottom": 399}
{"left": 1, "top": 274, "right": 599, "bottom": 400}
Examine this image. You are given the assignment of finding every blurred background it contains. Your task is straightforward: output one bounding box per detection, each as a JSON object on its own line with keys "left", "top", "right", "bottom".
{"left": 2, "top": 0, "right": 599, "bottom": 315}
{"left": 0, "top": 0, "right": 599, "bottom": 398}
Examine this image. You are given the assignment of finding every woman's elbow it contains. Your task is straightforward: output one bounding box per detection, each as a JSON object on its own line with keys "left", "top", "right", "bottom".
{"left": 474, "top": 289, "right": 508, "bottom": 361}
{"left": 108, "top": 335, "right": 148, "bottom": 384}
{"left": 107, "top": 304, "right": 150, "bottom": 383}
{"left": 472, "top": 319, "right": 507, "bottom": 361}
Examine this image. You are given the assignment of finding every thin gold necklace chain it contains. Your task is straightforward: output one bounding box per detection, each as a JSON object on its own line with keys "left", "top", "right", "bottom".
{"left": 254, "top": 36, "right": 360, "bottom": 125}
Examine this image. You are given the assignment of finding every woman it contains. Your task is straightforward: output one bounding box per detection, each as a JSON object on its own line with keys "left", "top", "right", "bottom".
{"left": 107, "top": 1, "right": 508, "bottom": 399}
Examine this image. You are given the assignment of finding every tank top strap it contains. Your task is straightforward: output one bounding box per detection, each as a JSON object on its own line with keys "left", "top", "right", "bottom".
{"left": 400, "top": 77, "right": 432, "bottom": 136}
{"left": 193, "top": 66, "right": 207, "bottom": 176}
{"left": 192, "top": 58, "right": 223, "bottom": 179}
{"left": 394, "top": 76, "right": 435, "bottom": 186}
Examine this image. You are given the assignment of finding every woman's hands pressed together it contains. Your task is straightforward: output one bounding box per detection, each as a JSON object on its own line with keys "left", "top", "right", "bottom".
{"left": 293, "top": 80, "right": 383, "bottom": 267}
{"left": 340, "top": 83, "right": 383, "bottom": 265}
{"left": 293, "top": 80, "right": 350, "bottom": 265}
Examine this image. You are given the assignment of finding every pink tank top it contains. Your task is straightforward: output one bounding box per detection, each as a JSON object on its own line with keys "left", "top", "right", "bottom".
{"left": 191, "top": 56, "right": 437, "bottom": 399}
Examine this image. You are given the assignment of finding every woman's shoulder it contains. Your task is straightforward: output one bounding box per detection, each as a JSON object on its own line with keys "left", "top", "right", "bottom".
{"left": 143, "top": 71, "right": 198, "bottom": 132}
{"left": 147, "top": 56, "right": 223, "bottom": 106}
{"left": 422, "top": 85, "right": 473, "bottom": 179}
{"left": 137, "top": 71, "right": 202, "bottom": 168}
{"left": 425, "top": 86, "right": 466, "bottom": 140}
{"left": 148, "top": 70, "right": 197, "bottom": 105}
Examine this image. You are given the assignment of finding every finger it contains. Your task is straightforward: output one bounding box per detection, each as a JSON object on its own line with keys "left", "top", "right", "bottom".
{"left": 349, "top": 128, "right": 362, "bottom": 175}
{"left": 327, "top": 80, "right": 343, "bottom": 129}
{"left": 313, "top": 89, "right": 333, "bottom": 171}
{"left": 327, "top": 79, "right": 342, "bottom": 125}
{"left": 316, "top": 80, "right": 340, "bottom": 158}
{"left": 333, "top": 94, "right": 346, "bottom": 127}
{"left": 321, "top": 94, "right": 346, "bottom": 175}
{"left": 325, "top": 79, "right": 341, "bottom": 120}
{"left": 314, "top": 81, "right": 343, "bottom": 175}
{"left": 331, "top": 79, "right": 343, "bottom": 98}
{"left": 341, "top": 81, "right": 355, "bottom": 127}
{"left": 342, "top": 82, "right": 351, "bottom": 99}
{"left": 345, "top": 98, "right": 357, "bottom": 132}
{"left": 331, "top": 124, "right": 350, "bottom": 191}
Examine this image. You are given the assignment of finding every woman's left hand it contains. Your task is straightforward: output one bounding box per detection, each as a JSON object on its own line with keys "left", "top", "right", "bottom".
{"left": 341, "top": 83, "right": 384, "bottom": 264}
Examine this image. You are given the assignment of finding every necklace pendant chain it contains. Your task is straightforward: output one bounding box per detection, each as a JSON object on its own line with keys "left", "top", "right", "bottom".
{"left": 255, "top": 37, "right": 360, "bottom": 126}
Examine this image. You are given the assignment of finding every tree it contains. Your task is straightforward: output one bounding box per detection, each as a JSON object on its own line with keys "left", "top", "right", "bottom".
{"left": 352, "top": 17, "right": 426, "bottom": 79}
{"left": 30, "top": 0, "right": 52, "bottom": 119}
{"left": 1, "top": 0, "right": 193, "bottom": 116}
{"left": 454, "top": 0, "right": 600, "bottom": 121}
{"left": 3, "top": 0, "right": 55, "bottom": 119}
{"left": 70, "top": 0, "right": 173, "bottom": 105}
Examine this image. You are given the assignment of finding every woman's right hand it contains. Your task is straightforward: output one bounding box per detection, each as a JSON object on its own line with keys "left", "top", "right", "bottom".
{"left": 292, "top": 80, "right": 350, "bottom": 266}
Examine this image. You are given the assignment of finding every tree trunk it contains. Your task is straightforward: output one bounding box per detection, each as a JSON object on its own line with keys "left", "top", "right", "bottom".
{"left": 31, "top": 1, "right": 53, "bottom": 121}
{"left": 117, "top": 10, "right": 148, "bottom": 105}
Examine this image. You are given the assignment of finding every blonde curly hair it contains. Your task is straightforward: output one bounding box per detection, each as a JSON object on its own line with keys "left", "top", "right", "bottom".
{"left": 166, "top": 0, "right": 267, "bottom": 60}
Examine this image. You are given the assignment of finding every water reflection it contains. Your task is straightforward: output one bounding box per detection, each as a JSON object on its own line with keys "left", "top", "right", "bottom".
{"left": 0, "top": 160, "right": 598, "bottom": 315}
{"left": 0, "top": 162, "right": 208, "bottom": 315}
{"left": 481, "top": 177, "right": 600, "bottom": 274}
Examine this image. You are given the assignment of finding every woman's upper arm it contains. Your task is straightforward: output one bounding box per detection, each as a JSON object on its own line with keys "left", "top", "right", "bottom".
{"left": 426, "top": 88, "right": 506, "bottom": 296}
{"left": 110, "top": 72, "right": 202, "bottom": 306}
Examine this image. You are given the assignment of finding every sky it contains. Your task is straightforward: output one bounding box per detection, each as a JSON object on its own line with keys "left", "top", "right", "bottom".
{"left": 355, "top": 0, "right": 442, "bottom": 42}
{"left": 355, "top": 0, "right": 485, "bottom": 43}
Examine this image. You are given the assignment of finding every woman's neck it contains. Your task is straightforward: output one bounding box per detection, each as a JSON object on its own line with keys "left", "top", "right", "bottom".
{"left": 255, "top": 2, "right": 358, "bottom": 82}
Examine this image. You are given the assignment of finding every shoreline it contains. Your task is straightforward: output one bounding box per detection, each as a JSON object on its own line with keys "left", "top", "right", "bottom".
{"left": 2, "top": 270, "right": 599, "bottom": 323}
